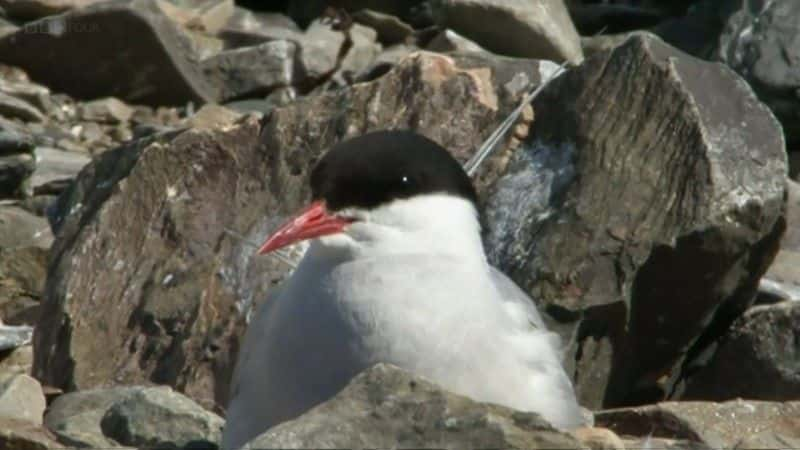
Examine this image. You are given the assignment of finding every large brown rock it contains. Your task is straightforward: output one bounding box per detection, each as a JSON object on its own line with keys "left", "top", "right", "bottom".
{"left": 243, "top": 363, "right": 580, "bottom": 449}
{"left": 484, "top": 34, "right": 787, "bottom": 409}
{"left": 0, "top": 0, "right": 216, "bottom": 106}
{"left": 34, "top": 51, "right": 555, "bottom": 410}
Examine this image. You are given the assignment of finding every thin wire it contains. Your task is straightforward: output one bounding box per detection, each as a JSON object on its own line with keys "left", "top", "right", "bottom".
{"left": 464, "top": 58, "right": 570, "bottom": 176}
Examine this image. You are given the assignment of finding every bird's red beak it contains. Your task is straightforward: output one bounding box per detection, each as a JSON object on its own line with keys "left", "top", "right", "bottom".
{"left": 257, "top": 201, "right": 352, "bottom": 255}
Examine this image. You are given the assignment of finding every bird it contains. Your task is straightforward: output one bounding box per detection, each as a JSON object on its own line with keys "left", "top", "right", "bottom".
{"left": 222, "top": 130, "right": 586, "bottom": 449}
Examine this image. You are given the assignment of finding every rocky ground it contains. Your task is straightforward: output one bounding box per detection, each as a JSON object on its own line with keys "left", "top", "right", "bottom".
{"left": 0, "top": 0, "right": 798, "bottom": 448}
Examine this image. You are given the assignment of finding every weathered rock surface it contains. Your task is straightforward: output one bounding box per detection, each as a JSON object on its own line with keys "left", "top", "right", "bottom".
{"left": 484, "top": 34, "right": 787, "bottom": 409}
{"left": 45, "top": 386, "right": 145, "bottom": 448}
{"left": 430, "top": 0, "right": 583, "bottom": 63}
{"left": 100, "top": 386, "right": 223, "bottom": 449}
{"left": 0, "top": 245, "right": 48, "bottom": 325}
{"left": 0, "top": 344, "right": 33, "bottom": 377}
{"left": 711, "top": 0, "right": 800, "bottom": 146}
{"left": 0, "top": 0, "right": 217, "bottom": 106}
{"left": 243, "top": 363, "right": 580, "bottom": 449}
{"left": 597, "top": 400, "right": 800, "bottom": 449}
{"left": 0, "top": 206, "right": 53, "bottom": 250}
{"left": 30, "top": 147, "right": 90, "bottom": 195}
{"left": 0, "top": 417, "right": 62, "bottom": 450}
{"left": 0, "top": 374, "right": 46, "bottom": 425}
{"left": 33, "top": 51, "right": 555, "bottom": 410}
{"left": 677, "top": 301, "right": 800, "bottom": 401}
{"left": 45, "top": 385, "right": 222, "bottom": 448}
{"left": 201, "top": 40, "right": 298, "bottom": 102}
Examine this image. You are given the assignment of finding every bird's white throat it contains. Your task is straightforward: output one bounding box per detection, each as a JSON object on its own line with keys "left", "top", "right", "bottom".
{"left": 310, "top": 193, "right": 485, "bottom": 264}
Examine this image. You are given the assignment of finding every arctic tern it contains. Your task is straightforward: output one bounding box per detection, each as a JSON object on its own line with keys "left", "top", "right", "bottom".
{"left": 222, "top": 130, "right": 586, "bottom": 449}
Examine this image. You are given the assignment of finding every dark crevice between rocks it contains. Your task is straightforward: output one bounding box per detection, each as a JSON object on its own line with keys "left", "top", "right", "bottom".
{"left": 670, "top": 213, "right": 787, "bottom": 399}
{"left": 603, "top": 210, "right": 786, "bottom": 407}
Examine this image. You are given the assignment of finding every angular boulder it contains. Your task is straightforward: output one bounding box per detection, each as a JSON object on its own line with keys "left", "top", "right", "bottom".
{"left": 430, "top": 0, "right": 583, "bottom": 63}
{"left": 484, "top": 34, "right": 787, "bottom": 408}
{"left": 0, "top": 0, "right": 217, "bottom": 106}
{"left": 243, "top": 363, "right": 580, "bottom": 449}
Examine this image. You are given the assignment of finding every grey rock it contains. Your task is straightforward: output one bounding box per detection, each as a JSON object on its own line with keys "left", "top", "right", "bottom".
{"left": 0, "top": 0, "right": 217, "bottom": 106}
{"left": 430, "top": 0, "right": 583, "bottom": 63}
{"left": 34, "top": 51, "right": 555, "bottom": 410}
{"left": 244, "top": 363, "right": 580, "bottom": 449}
{"left": 0, "top": 324, "right": 33, "bottom": 352}
{"left": 201, "top": 40, "right": 298, "bottom": 102}
{"left": 352, "top": 8, "right": 414, "bottom": 46}
{"left": 218, "top": 7, "right": 301, "bottom": 49}
{"left": 298, "top": 19, "right": 345, "bottom": 80}
{"left": 484, "top": 34, "right": 787, "bottom": 409}
{"left": 0, "top": 78, "right": 50, "bottom": 106}
{"left": 712, "top": 0, "right": 800, "bottom": 146}
{"left": 77, "top": 97, "right": 135, "bottom": 124}
{"left": 678, "top": 302, "right": 800, "bottom": 400}
{"left": 0, "top": 91, "right": 45, "bottom": 122}
{"left": 45, "top": 386, "right": 144, "bottom": 448}
{"left": 597, "top": 400, "right": 800, "bottom": 449}
{"left": 580, "top": 30, "right": 656, "bottom": 57}
{"left": 334, "top": 23, "right": 381, "bottom": 85}
{"left": 426, "top": 29, "right": 487, "bottom": 53}
{"left": 100, "top": 386, "right": 223, "bottom": 449}
{"left": 0, "top": 417, "right": 62, "bottom": 450}
{"left": 0, "top": 205, "right": 52, "bottom": 249}
{"left": 30, "top": 147, "right": 91, "bottom": 196}
{"left": 0, "top": 374, "right": 45, "bottom": 425}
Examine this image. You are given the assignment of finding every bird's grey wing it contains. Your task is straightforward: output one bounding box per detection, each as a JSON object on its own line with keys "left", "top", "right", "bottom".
{"left": 489, "top": 265, "right": 546, "bottom": 329}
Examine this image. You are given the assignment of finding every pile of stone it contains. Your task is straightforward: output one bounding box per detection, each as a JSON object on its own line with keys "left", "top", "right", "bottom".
{"left": 0, "top": 0, "right": 798, "bottom": 448}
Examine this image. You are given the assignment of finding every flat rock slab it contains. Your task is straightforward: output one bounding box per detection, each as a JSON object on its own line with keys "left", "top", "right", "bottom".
{"left": 0, "top": 0, "right": 217, "bottom": 106}
{"left": 597, "top": 400, "right": 800, "bottom": 449}
{"left": 244, "top": 363, "right": 580, "bottom": 449}
{"left": 484, "top": 34, "right": 787, "bottom": 409}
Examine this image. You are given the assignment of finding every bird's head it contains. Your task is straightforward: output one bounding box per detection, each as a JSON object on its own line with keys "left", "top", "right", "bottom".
{"left": 257, "top": 130, "right": 480, "bottom": 257}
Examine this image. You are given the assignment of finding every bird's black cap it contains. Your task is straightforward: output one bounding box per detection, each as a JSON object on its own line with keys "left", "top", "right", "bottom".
{"left": 311, "top": 130, "right": 478, "bottom": 212}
